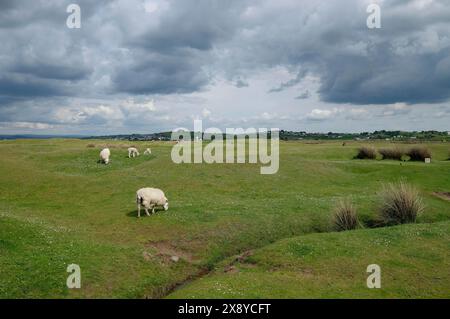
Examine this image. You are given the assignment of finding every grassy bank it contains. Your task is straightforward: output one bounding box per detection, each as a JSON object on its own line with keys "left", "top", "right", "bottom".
{"left": 0, "top": 139, "right": 449, "bottom": 298}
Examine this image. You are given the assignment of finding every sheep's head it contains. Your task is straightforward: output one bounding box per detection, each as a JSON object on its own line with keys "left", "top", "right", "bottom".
{"left": 104, "top": 158, "right": 109, "bottom": 164}
{"left": 164, "top": 202, "right": 169, "bottom": 211}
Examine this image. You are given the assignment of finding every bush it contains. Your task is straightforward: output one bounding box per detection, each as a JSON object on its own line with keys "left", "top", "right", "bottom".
{"left": 406, "top": 147, "right": 431, "bottom": 161}
{"left": 86, "top": 143, "right": 95, "bottom": 148}
{"left": 379, "top": 147, "right": 404, "bottom": 160}
{"left": 378, "top": 182, "right": 424, "bottom": 225}
{"left": 333, "top": 199, "right": 359, "bottom": 231}
{"left": 355, "top": 146, "right": 377, "bottom": 159}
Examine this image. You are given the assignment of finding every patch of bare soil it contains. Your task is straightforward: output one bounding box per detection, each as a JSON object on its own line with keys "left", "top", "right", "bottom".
{"left": 298, "top": 268, "right": 315, "bottom": 277}
{"left": 234, "top": 250, "right": 253, "bottom": 263}
{"left": 222, "top": 250, "right": 254, "bottom": 274}
{"left": 224, "top": 265, "right": 239, "bottom": 273}
{"left": 150, "top": 250, "right": 256, "bottom": 298}
{"left": 433, "top": 192, "right": 450, "bottom": 201}
{"left": 144, "top": 240, "right": 197, "bottom": 264}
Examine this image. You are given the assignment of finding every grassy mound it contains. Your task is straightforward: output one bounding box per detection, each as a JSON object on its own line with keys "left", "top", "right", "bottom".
{"left": 169, "top": 221, "right": 450, "bottom": 298}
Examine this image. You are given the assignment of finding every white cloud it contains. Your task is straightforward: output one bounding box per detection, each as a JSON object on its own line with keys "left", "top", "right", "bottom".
{"left": 305, "top": 108, "right": 340, "bottom": 121}
{"left": 201, "top": 108, "right": 211, "bottom": 118}
{"left": 381, "top": 103, "right": 411, "bottom": 117}
{"left": 345, "top": 108, "right": 371, "bottom": 120}
{"left": 120, "top": 98, "right": 156, "bottom": 113}
{"left": 143, "top": 1, "right": 159, "bottom": 13}
{"left": 0, "top": 121, "right": 54, "bottom": 130}
{"left": 53, "top": 105, "right": 124, "bottom": 124}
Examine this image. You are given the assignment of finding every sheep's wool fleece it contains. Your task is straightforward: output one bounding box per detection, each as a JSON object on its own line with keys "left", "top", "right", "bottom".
{"left": 100, "top": 148, "right": 110, "bottom": 160}
{"left": 137, "top": 188, "right": 167, "bottom": 206}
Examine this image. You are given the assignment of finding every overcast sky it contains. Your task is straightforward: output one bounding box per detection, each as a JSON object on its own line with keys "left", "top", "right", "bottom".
{"left": 0, "top": 0, "right": 449, "bottom": 135}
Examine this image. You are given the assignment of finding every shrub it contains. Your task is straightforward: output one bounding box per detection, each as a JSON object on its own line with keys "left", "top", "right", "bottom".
{"left": 355, "top": 146, "right": 377, "bottom": 159}
{"left": 406, "top": 147, "right": 431, "bottom": 161}
{"left": 333, "top": 199, "right": 359, "bottom": 231}
{"left": 378, "top": 182, "right": 424, "bottom": 225}
{"left": 86, "top": 143, "right": 95, "bottom": 148}
{"left": 379, "top": 147, "right": 404, "bottom": 160}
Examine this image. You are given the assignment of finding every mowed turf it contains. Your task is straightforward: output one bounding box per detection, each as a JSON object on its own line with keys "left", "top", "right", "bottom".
{"left": 0, "top": 139, "right": 449, "bottom": 298}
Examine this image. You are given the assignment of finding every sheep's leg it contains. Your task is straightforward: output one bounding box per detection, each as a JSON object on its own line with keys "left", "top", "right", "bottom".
{"left": 137, "top": 203, "right": 141, "bottom": 218}
{"left": 152, "top": 207, "right": 155, "bottom": 214}
{"left": 145, "top": 208, "right": 151, "bottom": 216}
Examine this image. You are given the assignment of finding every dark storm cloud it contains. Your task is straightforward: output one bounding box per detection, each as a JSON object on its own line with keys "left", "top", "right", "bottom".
{"left": 0, "top": 75, "right": 66, "bottom": 97}
{"left": 0, "top": 0, "right": 106, "bottom": 103}
{"left": 315, "top": 27, "right": 450, "bottom": 104}
{"left": 322, "top": 51, "right": 450, "bottom": 104}
{"left": 243, "top": 0, "right": 450, "bottom": 104}
{"left": 295, "top": 91, "right": 310, "bottom": 100}
{"left": 130, "top": 1, "right": 243, "bottom": 52}
{"left": 268, "top": 70, "right": 308, "bottom": 93}
{"left": 112, "top": 50, "right": 211, "bottom": 94}
{"left": 11, "top": 62, "right": 90, "bottom": 81}
{"left": 235, "top": 79, "right": 249, "bottom": 88}
{"left": 0, "top": 0, "right": 112, "bottom": 28}
{"left": 0, "top": 0, "right": 450, "bottom": 132}
{"left": 112, "top": 0, "right": 247, "bottom": 94}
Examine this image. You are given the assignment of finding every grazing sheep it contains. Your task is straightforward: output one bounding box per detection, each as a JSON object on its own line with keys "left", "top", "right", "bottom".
{"left": 136, "top": 187, "right": 169, "bottom": 217}
{"left": 144, "top": 148, "right": 152, "bottom": 155}
{"left": 128, "top": 147, "right": 140, "bottom": 158}
{"left": 99, "top": 148, "right": 111, "bottom": 164}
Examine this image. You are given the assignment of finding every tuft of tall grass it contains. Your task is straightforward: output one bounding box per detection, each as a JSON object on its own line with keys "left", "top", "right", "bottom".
{"left": 379, "top": 147, "right": 404, "bottom": 160}
{"left": 378, "top": 182, "right": 424, "bottom": 225}
{"left": 406, "top": 147, "right": 431, "bottom": 161}
{"left": 333, "top": 199, "right": 359, "bottom": 231}
{"left": 355, "top": 146, "right": 377, "bottom": 159}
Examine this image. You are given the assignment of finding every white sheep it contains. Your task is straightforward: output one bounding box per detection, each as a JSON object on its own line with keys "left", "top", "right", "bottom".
{"left": 99, "top": 148, "right": 111, "bottom": 164}
{"left": 136, "top": 187, "right": 169, "bottom": 217}
{"left": 143, "top": 148, "right": 152, "bottom": 155}
{"left": 128, "top": 147, "right": 140, "bottom": 158}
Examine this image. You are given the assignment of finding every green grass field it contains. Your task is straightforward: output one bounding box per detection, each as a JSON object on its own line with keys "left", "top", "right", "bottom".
{"left": 0, "top": 139, "right": 449, "bottom": 298}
